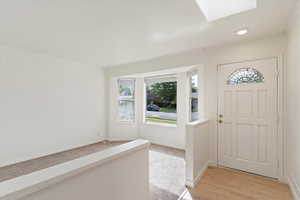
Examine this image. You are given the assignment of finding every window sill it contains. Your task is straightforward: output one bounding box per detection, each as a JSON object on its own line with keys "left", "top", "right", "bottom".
{"left": 186, "top": 118, "right": 209, "bottom": 127}
{"left": 143, "top": 122, "right": 177, "bottom": 128}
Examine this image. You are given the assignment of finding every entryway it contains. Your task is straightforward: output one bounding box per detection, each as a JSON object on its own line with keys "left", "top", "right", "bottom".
{"left": 180, "top": 167, "right": 292, "bottom": 200}
{"left": 217, "top": 58, "right": 279, "bottom": 178}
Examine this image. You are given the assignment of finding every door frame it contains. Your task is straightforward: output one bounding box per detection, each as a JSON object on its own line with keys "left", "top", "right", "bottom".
{"left": 216, "top": 56, "right": 285, "bottom": 181}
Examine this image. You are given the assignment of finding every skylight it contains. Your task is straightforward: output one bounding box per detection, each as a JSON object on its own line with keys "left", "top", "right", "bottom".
{"left": 196, "top": 0, "right": 257, "bottom": 21}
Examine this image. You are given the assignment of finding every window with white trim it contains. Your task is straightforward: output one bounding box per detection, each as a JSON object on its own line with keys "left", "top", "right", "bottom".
{"left": 189, "top": 72, "right": 199, "bottom": 122}
{"left": 145, "top": 76, "right": 177, "bottom": 125}
{"left": 118, "top": 79, "right": 135, "bottom": 121}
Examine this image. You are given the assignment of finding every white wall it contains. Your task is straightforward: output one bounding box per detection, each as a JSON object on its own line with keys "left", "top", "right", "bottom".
{"left": 105, "top": 34, "right": 286, "bottom": 152}
{"left": 0, "top": 45, "right": 106, "bottom": 167}
{"left": 0, "top": 140, "right": 150, "bottom": 200}
{"left": 107, "top": 77, "right": 140, "bottom": 141}
{"left": 286, "top": 1, "right": 300, "bottom": 198}
{"left": 185, "top": 120, "right": 209, "bottom": 187}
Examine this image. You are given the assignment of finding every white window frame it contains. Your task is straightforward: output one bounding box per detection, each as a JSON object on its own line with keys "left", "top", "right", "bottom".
{"left": 117, "top": 78, "right": 136, "bottom": 123}
{"left": 188, "top": 71, "right": 200, "bottom": 122}
{"left": 144, "top": 75, "right": 178, "bottom": 126}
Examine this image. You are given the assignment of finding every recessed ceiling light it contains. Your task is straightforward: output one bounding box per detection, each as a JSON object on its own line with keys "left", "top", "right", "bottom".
{"left": 196, "top": 0, "right": 257, "bottom": 22}
{"left": 236, "top": 29, "right": 249, "bottom": 35}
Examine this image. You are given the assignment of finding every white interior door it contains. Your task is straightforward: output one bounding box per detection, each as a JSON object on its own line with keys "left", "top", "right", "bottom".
{"left": 217, "top": 58, "right": 278, "bottom": 178}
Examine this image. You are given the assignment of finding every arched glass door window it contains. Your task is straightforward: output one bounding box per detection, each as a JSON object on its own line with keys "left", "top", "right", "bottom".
{"left": 227, "top": 67, "right": 264, "bottom": 85}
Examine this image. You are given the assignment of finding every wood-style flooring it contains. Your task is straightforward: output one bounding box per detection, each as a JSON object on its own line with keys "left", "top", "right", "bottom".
{"left": 181, "top": 166, "right": 293, "bottom": 200}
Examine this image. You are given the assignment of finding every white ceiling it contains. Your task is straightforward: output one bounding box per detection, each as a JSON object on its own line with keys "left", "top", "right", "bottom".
{"left": 0, "top": 0, "right": 296, "bottom": 67}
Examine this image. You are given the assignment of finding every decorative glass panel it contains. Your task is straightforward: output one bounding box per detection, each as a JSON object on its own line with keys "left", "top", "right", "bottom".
{"left": 227, "top": 68, "right": 264, "bottom": 85}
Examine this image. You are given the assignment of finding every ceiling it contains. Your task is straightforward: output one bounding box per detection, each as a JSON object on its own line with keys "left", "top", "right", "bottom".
{"left": 0, "top": 0, "right": 296, "bottom": 67}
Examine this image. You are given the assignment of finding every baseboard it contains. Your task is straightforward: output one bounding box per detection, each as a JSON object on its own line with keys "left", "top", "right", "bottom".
{"left": 107, "top": 138, "right": 134, "bottom": 143}
{"left": 107, "top": 137, "right": 138, "bottom": 142}
{"left": 288, "top": 175, "right": 300, "bottom": 200}
{"left": 186, "top": 161, "right": 209, "bottom": 188}
{"left": 208, "top": 160, "right": 217, "bottom": 167}
{"left": 193, "top": 161, "right": 209, "bottom": 186}
{"left": 279, "top": 176, "right": 289, "bottom": 184}
{"left": 0, "top": 138, "right": 104, "bottom": 168}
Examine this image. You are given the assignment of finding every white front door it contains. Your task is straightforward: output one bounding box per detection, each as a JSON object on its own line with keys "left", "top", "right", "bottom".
{"left": 217, "top": 58, "right": 278, "bottom": 178}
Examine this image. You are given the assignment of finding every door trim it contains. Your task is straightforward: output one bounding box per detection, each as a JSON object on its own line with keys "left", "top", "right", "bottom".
{"left": 216, "top": 56, "right": 285, "bottom": 180}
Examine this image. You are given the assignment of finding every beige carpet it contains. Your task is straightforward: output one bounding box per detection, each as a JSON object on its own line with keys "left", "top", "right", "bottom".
{"left": 0, "top": 141, "right": 123, "bottom": 182}
{"left": 149, "top": 144, "right": 186, "bottom": 200}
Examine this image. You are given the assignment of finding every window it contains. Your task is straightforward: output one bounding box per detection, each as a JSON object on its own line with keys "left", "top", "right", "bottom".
{"left": 190, "top": 72, "right": 199, "bottom": 122}
{"left": 118, "top": 79, "right": 135, "bottom": 121}
{"left": 145, "top": 77, "right": 177, "bottom": 125}
{"left": 227, "top": 67, "right": 264, "bottom": 85}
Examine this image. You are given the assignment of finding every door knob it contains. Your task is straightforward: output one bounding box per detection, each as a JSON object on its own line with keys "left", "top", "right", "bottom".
{"left": 218, "top": 120, "right": 223, "bottom": 123}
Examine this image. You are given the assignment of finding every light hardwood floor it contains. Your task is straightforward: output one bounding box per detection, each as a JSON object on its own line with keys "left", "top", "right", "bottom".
{"left": 181, "top": 167, "right": 293, "bottom": 200}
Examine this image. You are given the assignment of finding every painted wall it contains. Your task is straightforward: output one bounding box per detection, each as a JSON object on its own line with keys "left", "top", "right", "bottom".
{"left": 0, "top": 45, "right": 106, "bottom": 167}
{"left": 0, "top": 140, "right": 150, "bottom": 200}
{"left": 286, "top": 1, "right": 300, "bottom": 198}
{"left": 105, "top": 34, "right": 286, "bottom": 152}
{"left": 22, "top": 148, "right": 149, "bottom": 200}
{"left": 185, "top": 120, "right": 209, "bottom": 187}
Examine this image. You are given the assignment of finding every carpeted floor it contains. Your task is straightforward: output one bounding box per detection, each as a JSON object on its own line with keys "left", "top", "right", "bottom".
{"left": 0, "top": 141, "right": 186, "bottom": 200}
{"left": 0, "top": 141, "right": 124, "bottom": 182}
{"left": 149, "top": 144, "right": 186, "bottom": 200}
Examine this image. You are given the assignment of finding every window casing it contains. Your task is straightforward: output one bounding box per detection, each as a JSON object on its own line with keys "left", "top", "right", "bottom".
{"left": 117, "top": 79, "right": 135, "bottom": 122}
{"left": 189, "top": 72, "right": 199, "bottom": 122}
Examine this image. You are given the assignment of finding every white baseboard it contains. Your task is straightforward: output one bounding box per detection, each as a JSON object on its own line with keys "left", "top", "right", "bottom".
{"left": 288, "top": 176, "right": 300, "bottom": 200}
{"left": 107, "top": 138, "right": 135, "bottom": 142}
{"left": 279, "top": 176, "right": 289, "bottom": 184}
{"left": 186, "top": 161, "right": 209, "bottom": 188}
{"left": 0, "top": 138, "right": 104, "bottom": 168}
{"left": 208, "top": 160, "right": 217, "bottom": 167}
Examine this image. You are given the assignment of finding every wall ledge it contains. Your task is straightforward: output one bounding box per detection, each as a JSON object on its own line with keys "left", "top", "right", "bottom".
{"left": 0, "top": 139, "right": 150, "bottom": 200}
{"left": 186, "top": 119, "right": 209, "bottom": 127}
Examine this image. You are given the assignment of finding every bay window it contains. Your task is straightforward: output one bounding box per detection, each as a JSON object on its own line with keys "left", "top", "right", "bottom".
{"left": 118, "top": 79, "right": 135, "bottom": 121}
{"left": 145, "top": 76, "right": 177, "bottom": 125}
{"left": 189, "top": 72, "right": 199, "bottom": 122}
